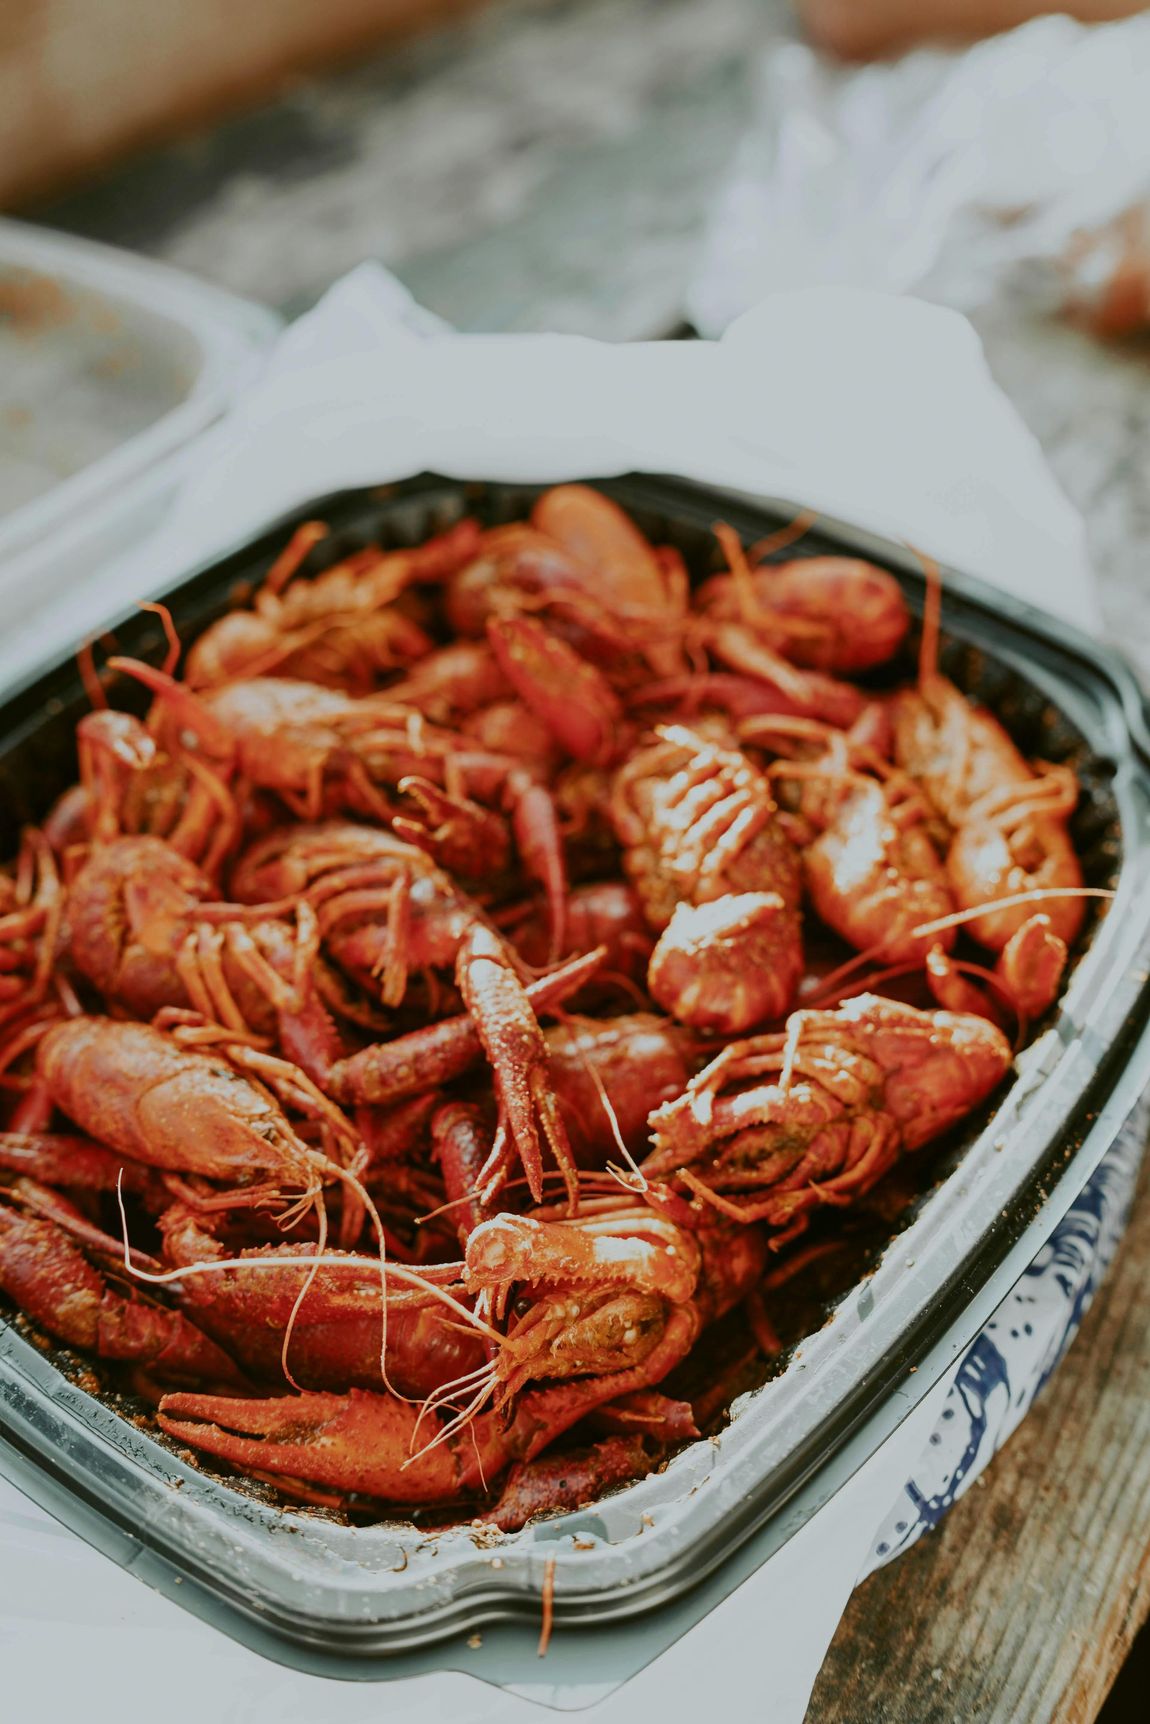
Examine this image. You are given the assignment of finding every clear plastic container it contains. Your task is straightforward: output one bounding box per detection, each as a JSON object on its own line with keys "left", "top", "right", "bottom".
{"left": 0, "top": 218, "right": 279, "bottom": 691}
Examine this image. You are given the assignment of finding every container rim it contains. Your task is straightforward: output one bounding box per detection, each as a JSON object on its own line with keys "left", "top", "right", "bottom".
{"left": 1, "top": 472, "right": 1148, "bottom": 1673}
{"left": 0, "top": 218, "right": 280, "bottom": 568}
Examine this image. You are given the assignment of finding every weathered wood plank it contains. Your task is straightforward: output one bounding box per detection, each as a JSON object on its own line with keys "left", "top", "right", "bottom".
{"left": 809, "top": 1128, "right": 1150, "bottom": 1724}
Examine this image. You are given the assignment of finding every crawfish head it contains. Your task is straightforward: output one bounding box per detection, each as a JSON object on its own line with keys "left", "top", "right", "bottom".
{"left": 156, "top": 1298, "right": 702, "bottom": 1504}
{"left": 464, "top": 1212, "right": 700, "bottom": 1306}
{"left": 833, "top": 993, "right": 1013, "bottom": 1150}
{"left": 464, "top": 1211, "right": 701, "bottom": 1402}
{"left": 495, "top": 1287, "right": 674, "bottom": 1402}
{"left": 643, "top": 995, "right": 1012, "bottom": 1221}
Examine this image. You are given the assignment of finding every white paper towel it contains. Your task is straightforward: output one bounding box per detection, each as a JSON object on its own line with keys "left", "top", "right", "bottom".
{"left": 0, "top": 260, "right": 1099, "bottom": 700}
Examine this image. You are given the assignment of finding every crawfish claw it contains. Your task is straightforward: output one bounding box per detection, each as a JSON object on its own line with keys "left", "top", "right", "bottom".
{"left": 455, "top": 925, "right": 577, "bottom": 1207}
{"left": 157, "top": 1387, "right": 463, "bottom": 1503}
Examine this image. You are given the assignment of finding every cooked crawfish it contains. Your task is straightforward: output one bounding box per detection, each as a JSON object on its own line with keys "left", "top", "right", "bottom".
{"left": 742, "top": 717, "right": 956, "bottom": 968}
{"left": 185, "top": 517, "right": 479, "bottom": 692}
{"left": 0, "top": 488, "right": 1093, "bottom": 1532}
{"left": 890, "top": 561, "right": 1088, "bottom": 1014}
{"left": 0, "top": 1203, "right": 243, "bottom": 1388}
{"left": 447, "top": 485, "right": 688, "bottom": 679}
{"left": 645, "top": 994, "right": 1012, "bottom": 1239}
{"left": 153, "top": 1195, "right": 762, "bottom": 1513}
{"left": 696, "top": 527, "right": 910, "bottom": 675}
{"left": 610, "top": 722, "right": 804, "bottom": 1032}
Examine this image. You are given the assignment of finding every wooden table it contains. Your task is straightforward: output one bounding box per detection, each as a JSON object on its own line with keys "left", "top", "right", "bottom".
{"left": 810, "top": 1134, "right": 1150, "bottom": 1723}
{"left": 21, "top": 3, "right": 1150, "bottom": 1716}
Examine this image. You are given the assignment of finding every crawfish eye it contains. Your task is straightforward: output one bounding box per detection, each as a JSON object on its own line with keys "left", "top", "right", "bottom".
{"left": 512, "top": 1294, "right": 533, "bottom": 1320}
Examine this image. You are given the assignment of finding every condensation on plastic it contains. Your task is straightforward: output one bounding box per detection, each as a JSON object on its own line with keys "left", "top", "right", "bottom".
{"left": 688, "top": 13, "right": 1150, "bottom": 337}
{"left": 0, "top": 474, "right": 1148, "bottom": 1663}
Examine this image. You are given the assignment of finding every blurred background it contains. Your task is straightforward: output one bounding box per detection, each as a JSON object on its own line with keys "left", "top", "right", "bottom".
{"left": 0, "top": 1, "right": 1146, "bottom": 211}
{"left": 3, "top": 0, "right": 1148, "bottom": 664}
{"left": 1, "top": 0, "right": 1146, "bottom": 323}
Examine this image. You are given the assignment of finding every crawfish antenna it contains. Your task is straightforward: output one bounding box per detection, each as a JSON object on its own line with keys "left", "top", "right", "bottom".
{"left": 714, "top": 521, "right": 765, "bottom": 628}
{"left": 906, "top": 542, "right": 943, "bottom": 691}
{"left": 748, "top": 508, "right": 818, "bottom": 566}
{"left": 263, "top": 520, "right": 329, "bottom": 597}
{"left": 277, "top": 1191, "right": 329, "bottom": 1391}
{"left": 77, "top": 638, "right": 110, "bottom": 711}
{"left": 139, "top": 602, "right": 183, "bottom": 679}
{"left": 910, "top": 887, "right": 1114, "bottom": 943}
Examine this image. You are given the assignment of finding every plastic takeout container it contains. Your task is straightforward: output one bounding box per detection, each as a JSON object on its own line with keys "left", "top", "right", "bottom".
{"left": 0, "top": 219, "right": 278, "bottom": 692}
{"left": 1, "top": 474, "right": 1148, "bottom": 1683}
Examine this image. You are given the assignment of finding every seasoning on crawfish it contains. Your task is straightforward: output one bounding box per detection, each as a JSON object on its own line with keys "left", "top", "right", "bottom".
{"left": 0, "top": 486, "right": 1101, "bottom": 1528}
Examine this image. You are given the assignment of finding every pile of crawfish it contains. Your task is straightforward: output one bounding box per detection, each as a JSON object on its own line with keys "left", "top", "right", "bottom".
{"left": 0, "top": 486, "right": 1092, "bottom": 1531}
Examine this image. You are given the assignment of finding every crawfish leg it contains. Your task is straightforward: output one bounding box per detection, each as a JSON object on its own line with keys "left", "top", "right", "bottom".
{"left": 432, "top": 1103, "right": 502, "bottom": 1246}
{"left": 506, "top": 775, "right": 570, "bottom": 966}
{"left": 326, "top": 946, "right": 607, "bottom": 1107}
{"left": 393, "top": 777, "right": 512, "bottom": 881}
{"left": 0, "top": 1132, "right": 167, "bottom": 1206}
{"left": 455, "top": 926, "right": 578, "bottom": 1208}
{"left": 484, "top": 1434, "right": 656, "bottom": 1532}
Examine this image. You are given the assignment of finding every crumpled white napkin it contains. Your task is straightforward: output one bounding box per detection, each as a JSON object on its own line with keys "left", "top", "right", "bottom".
{"left": 0, "top": 258, "right": 1098, "bottom": 700}
{"left": 688, "top": 12, "right": 1150, "bottom": 335}
{"left": 0, "top": 264, "right": 1105, "bottom": 1722}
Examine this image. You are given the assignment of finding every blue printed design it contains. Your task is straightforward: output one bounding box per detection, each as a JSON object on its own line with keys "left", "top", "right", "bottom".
{"left": 863, "top": 1096, "right": 1148, "bottom": 1576}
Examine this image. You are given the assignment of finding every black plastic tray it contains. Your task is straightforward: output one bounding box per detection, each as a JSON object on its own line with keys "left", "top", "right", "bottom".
{"left": 2, "top": 474, "right": 1149, "bottom": 1678}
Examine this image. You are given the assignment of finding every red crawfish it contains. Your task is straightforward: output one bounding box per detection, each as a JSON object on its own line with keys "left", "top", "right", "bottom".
{"left": 106, "top": 660, "right": 569, "bottom": 933}
{"left": 645, "top": 993, "right": 1012, "bottom": 1242}
{"left": 184, "top": 517, "right": 479, "bottom": 692}
{"left": 688, "top": 525, "right": 874, "bottom": 729}
{"left": 151, "top": 1195, "right": 762, "bottom": 1514}
{"left": 229, "top": 819, "right": 503, "bottom": 1010}
{"left": 65, "top": 836, "right": 334, "bottom": 1068}
{"left": 53, "top": 708, "right": 238, "bottom": 878}
{"left": 891, "top": 557, "right": 1087, "bottom": 1015}
{"left": 229, "top": 820, "right": 581, "bottom": 1207}
{"left": 154, "top": 1320, "right": 696, "bottom": 1510}
{"left": 610, "top": 722, "right": 804, "bottom": 1033}
{"left": 0, "top": 1203, "right": 243, "bottom": 1388}
{"left": 447, "top": 485, "right": 689, "bottom": 680}
{"left": 696, "top": 522, "right": 910, "bottom": 675}
{"left": 154, "top": 1204, "right": 704, "bottom": 1508}
{"left": 741, "top": 715, "right": 957, "bottom": 969}
{"left": 157, "top": 1206, "right": 484, "bottom": 1400}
